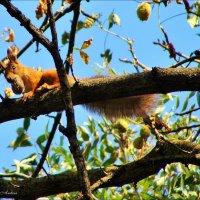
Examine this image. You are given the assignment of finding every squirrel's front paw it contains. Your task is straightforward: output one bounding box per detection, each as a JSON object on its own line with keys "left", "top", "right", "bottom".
{"left": 22, "top": 92, "right": 34, "bottom": 101}
{"left": 36, "top": 83, "right": 48, "bottom": 92}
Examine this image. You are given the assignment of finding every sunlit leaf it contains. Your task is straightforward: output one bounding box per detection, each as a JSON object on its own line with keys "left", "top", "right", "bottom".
{"left": 35, "top": 0, "right": 47, "bottom": 19}
{"left": 181, "top": 95, "right": 189, "bottom": 112}
{"left": 108, "top": 12, "right": 120, "bottom": 29}
{"left": 80, "top": 50, "right": 90, "bottom": 64}
{"left": 36, "top": 134, "right": 47, "bottom": 145}
{"left": 5, "top": 28, "right": 14, "bottom": 42}
{"left": 8, "top": 133, "right": 32, "bottom": 150}
{"left": 81, "top": 38, "right": 93, "bottom": 49}
{"left": 83, "top": 142, "right": 91, "bottom": 160}
{"left": 103, "top": 152, "right": 118, "bottom": 166}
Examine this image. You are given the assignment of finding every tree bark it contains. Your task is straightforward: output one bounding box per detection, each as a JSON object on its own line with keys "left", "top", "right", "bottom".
{"left": 0, "top": 140, "right": 199, "bottom": 199}
{"left": 1, "top": 67, "right": 200, "bottom": 123}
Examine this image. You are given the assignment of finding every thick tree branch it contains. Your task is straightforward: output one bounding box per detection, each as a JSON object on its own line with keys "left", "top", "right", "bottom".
{"left": 1, "top": 67, "right": 200, "bottom": 123}
{"left": 0, "top": 140, "right": 199, "bottom": 199}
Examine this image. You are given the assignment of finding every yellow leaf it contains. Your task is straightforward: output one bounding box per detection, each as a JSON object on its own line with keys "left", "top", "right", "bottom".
{"left": 80, "top": 50, "right": 90, "bottom": 65}
{"left": 5, "top": 29, "right": 14, "bottom": 42}
{"left": 81, "top": 38, "right": 93, "bottom": 49}
{"left": 4, "top": 88, "right": 14, "bottom": 98}
{"left": 35, "top": 0, "right": 47, "bottom": 19}
{"left": 83, "top": 18, "right": 95, "bottom": 28}
{"left": 83, "top": 14, "right": 97, "bottom": 29}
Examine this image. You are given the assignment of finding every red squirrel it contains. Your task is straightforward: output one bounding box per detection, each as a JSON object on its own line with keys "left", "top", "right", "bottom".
{"left": 0, "top": 46, "right": 156, "bottom": 119}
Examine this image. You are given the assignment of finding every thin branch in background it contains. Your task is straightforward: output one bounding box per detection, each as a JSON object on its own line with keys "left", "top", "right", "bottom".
{"left": 127, "top": 40, "right": 150, "bottom": 72}
{"left": 153, "top": 41, "right": 200, "bottom": 65}
{"left": 161, "top": 124, "right": 200, "bottom": 135}
{"left": 32, "top": 113, "right": 62, "bottom": 178}
{"left": 160, "top": 12, "right": 186, "bottom": 24}
{"left": 170, "top": 55, "right": 200, "bottom": 68}
{"left": 143, "top": 116, "right": 164, "bottom": 142}
{"left": 81, "top": 10, "right": 150, "bottom": 72}
{"left": 0, "top": 172, "right": 30, "bottom": 179}
{"left": 159, "top": 26, "right": 177, "bottom": 61}
{"left": 175, "top": 107, "right": 200, "bottom": 116}
{"left": 192, "top": 129, "right": 200, "bottom": 142}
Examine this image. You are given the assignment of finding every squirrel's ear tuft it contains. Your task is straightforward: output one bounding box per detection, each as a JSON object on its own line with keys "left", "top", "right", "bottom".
{"left": 7, "top": 46, "right": 18, "bottom": 63}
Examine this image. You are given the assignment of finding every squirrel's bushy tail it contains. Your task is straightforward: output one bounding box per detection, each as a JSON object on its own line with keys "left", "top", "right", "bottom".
{"left": 84, "top": 94, "right": 156, "bottom": 119}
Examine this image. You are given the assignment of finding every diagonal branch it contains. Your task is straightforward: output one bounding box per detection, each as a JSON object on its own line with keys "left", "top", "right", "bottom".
{"left": 32, "top": 113, "right": 62, "bottom": 178}
{"left": 0, "top": 0, "right": 51, "bottom": 51}
{"left": 46, "top": 1, "right": 93, "bottom": 199}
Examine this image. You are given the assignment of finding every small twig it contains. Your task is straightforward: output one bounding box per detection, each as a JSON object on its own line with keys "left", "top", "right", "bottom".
{"left": 175, "top": 107, "right": 200, "bottom": 116}
{"left": 81, "top": 10, "right": 150, "bottom": 72}
{"left": 0, "top": 172, "right": 30, "bottom": 179}
{"left": 143, "top": 116, "right": 164, "bottom": 142}
{"left": 127, "top": 40, "right": 150, "bottom": 72}
{"left": 162, "top": 124, "right": 200, "bottom": 134}
{"left": 32, "top": 113, "right": 62, "bottom": 178}
{"left": 65, "top": 1, "right": 80, "bottom": 77}
{"left": 192, "top": 129, "right": 200, "bottom": 142}
{"left": 170, "top": 55, "right": 200, "bottom": 68}
{"left": 75, "top": 170, "right": 116, "bottom": 200}
{"left": 153, "top": 41, "right": 200, "bottom": 64}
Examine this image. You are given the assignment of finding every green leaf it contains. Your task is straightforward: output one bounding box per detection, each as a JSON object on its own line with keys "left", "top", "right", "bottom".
{"left": 181, "top": 95, "right": 189, "bottom": 112}
{"left": 78, "top": 126, "right": 90, "bottom": 141}
{"left": 36, "top": 134, "right": 47, "bottom": 145}
{"left": 108, "top": 12, "right": 120, "bottom": 29}
{"left": 197, "top": 92, "right": 200, "bottom": 107}
{"left": 100, "top": 146, "right": 106, "bottom": 161}
{"left": 103, "top": 153, "right": 118, "bottom": 166}
{"left": 91, "top": 137, "right": 99, "bottom": 149}
{"left": 83, "top": 142, "right": 91, "bottom": 160}
{"left": 175, "top": 96, "right": 180, "bottom": 109}
{"left": 188, "top": 91, "right": 196, "bottom": 99}
{"left": 9, "top": 133, "right": 32, "bottom": 150}
{"left": 77, "top": 21, "right": 84, "bottom": 31}
{"left": 17, "top": 127, "right": 25, "bottom": 135}
{"left": 61, "top": 31, "right": 70, "bottom": 45}
{"left": 105, "top": 142, "right": 115, "bottom": 153}
{"left": 23, "top": 118, "right": 30, "bottom": 131}
{"left": 100, "top": 49, "right": 112, "bottom": 65}
{"left": 21, "top": 154, "right": 37, "bottom": 165}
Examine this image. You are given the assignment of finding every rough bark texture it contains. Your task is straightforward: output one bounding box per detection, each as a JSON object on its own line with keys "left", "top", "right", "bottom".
{"left": 0, "top": 140, "right": 199, "bottom": 199}
{"left": 1, "top": 67, "right": 200, "bottom": 123}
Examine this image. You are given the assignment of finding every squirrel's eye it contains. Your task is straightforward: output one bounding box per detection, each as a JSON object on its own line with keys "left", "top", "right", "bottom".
{"left": 12, "top": 65, "right": 16, "bottom": 70}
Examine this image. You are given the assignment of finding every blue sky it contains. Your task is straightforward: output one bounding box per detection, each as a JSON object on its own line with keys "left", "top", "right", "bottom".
{"left": 0, "top": 1, "right": 199, "bottom": 169}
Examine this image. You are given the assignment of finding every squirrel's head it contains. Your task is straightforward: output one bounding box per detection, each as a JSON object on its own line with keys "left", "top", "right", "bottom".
{"left": 0, "top": 46, "right": 21, "bottom": 81}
